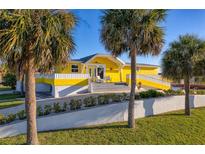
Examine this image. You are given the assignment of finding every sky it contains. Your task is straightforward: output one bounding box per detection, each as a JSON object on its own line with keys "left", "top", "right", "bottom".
{"left": 70, "top": 9, "right": 205, "bottom": 66}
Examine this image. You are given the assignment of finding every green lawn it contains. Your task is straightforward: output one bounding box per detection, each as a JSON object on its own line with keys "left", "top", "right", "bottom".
{"left": 0, "top": 93, "right": 24, "bottom": 101}
{"left": 1, "top": 107, "right": 205, "bottom": 145}
{"left": 0, "top": 100, "right": 24, "bottom": 109}
{"left": 0, "top": 85, "right": 11, "bottom": 91}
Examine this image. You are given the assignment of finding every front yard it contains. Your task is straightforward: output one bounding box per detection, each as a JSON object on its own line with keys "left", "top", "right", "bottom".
{"left": 1, "top": 107, "right": 205, "bottom": 145}
{"left": 0, "top": 85, "right": 11, "bottom": 91}
{"left": 0, "top": 93, "right": 24, "bottom": 109}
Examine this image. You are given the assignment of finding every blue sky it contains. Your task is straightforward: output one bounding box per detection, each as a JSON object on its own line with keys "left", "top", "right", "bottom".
{"left": 71, "top": 9, "right": 205, "bottom": 66}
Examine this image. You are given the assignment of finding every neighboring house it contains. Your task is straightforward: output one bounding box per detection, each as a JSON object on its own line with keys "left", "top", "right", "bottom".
{"left": 16, "top": 53, "right": 171, "bottom": 97}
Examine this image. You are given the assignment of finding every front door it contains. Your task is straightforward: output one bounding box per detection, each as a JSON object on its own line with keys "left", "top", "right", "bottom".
{"left": 87, "top": 64, "right": 105, "bottom": 81}
{"left": 97, "top": 66, "right": 104, "bottom": 79}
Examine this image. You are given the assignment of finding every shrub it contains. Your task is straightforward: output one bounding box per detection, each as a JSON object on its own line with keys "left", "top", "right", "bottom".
{"left": 62, "top": 102, "right": 68, "bottom": 111}
{"left": 17, "top": 110, "right": 26, "bottom": 120}
{"left": 70, "top": 99, "right": 82, "bottom": 110}
{"left": 139, "top": 90, "right": 164, "bottom": 99}
{"left": 84, "top": 97, "right": 97, "bottom": 107}
{"left": 6, "top": 114, "right": 16, "bottom": 123}
{"left": 190, "top": 89, "right": 205, "bottom": 95}
{"left": 98, "top": 95, "right": 109, "bottom": 105}
{"left": 163, "top": 89, "right": 184, "bottom": 96}
{"left": 2, "top": 73, "right": 16, "bottom": 89}
{"left": 0, "top": 114, "right": 6, "bottom": 125}
{"left": 110, "top": 94, "right": 124, "bottom": 102}
{"left": 44, "top": 105, "right": 52, "bottom": 115}
{"left": 53, "top": 103, "right": 62, "bottom": 113}
{"left": 37, "top": 106, "right": 44, "bottom": 116}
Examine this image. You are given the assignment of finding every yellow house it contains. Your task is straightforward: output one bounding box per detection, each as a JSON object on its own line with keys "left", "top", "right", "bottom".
{"left": 34, "top": 53, "right": 171, "bottom": 97}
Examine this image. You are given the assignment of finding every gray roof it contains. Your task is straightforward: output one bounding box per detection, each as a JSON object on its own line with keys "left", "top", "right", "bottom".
{"left": 72, "top": 53, "right": 159, "bottom": 67}
{"left": 125, "top": 62, "right": 159, "bottom": 67}
{"left": 72, "top": 54, "right": 97, "bottom": 63}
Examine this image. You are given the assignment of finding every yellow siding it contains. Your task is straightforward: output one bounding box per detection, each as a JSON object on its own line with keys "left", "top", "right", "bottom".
{"left": 55, "top": 62, "right": 84, "bottom": 74}
{"left": 36, "top": 78, "right": 88, "bottom": 86}
{"left": 126, "top": 78, "right": 170, "bottom": 90}
{"left": 138, "top": 67, "right": 158, "bottom": 75}
{"left": 121, "top": 66, "right": 158, "bottom": 83}
{"left": 89, "top": 57, "right": 121, "bottom": 82}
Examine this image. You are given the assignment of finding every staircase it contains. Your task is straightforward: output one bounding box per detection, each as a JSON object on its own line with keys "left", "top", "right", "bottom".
{"left": 90, "top": 82, "right": 130, "bottom": 93}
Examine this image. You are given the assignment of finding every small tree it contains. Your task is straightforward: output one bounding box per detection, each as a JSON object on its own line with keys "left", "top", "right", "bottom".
{"left": 161, "top": 34, "right": 205, "bottom": 115}
{"left": 2, "top": 73, "right": 16, "bottom": 89}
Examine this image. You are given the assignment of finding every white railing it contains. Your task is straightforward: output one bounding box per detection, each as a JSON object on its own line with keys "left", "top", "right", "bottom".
{"left": 126, "top": 74, "right": 170, "bottom": 86}
{"left": 35, "top": 73, "right": 90, "bottom": 79}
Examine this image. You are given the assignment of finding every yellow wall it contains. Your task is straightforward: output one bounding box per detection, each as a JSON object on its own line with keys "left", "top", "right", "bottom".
{"left": 55, "top": 61, "right": 84, "bottom": 74}
{"left": 36, "top": 78, "right": 88, "bottom": 86}
{"left": 89, "top": 57, "right": 121, "bottom": 82}
{"left": 126, "top": 77, "right": 170, "bottom": 90}
{"left": 121, "top": 66, "right": 159, "bottom": 82}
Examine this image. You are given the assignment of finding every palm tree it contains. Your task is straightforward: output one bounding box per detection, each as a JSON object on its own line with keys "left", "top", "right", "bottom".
{"left": 161, "top": 34, "right": 205, "bottom": 116}
{"left": 100, "top": 10, "right": 166, "bottom": 128}
{"left": 0, "top": 10, "right": 76, "bottom": 144}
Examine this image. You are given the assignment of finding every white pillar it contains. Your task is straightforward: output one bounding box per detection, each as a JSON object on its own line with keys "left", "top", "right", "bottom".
{"left": 51, "top": 85, "right": 59, "bottom": 98}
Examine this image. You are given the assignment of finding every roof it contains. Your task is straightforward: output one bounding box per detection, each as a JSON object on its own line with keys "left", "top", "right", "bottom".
{"left": 125, "top": 62, "right": 159, "bottom": 67}
{"left": 71, "top": 53, "right": 158, "bottom": 67}
{"left": 72, "top": 54, "right": 97, "bottom": 63}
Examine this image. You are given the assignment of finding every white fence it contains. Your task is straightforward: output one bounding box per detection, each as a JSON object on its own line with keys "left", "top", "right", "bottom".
{"left": 0, "top": 95, "right": 205, "bottom": 138}
{"left": 35, "top": 73, "right": 90, "bottom": 79}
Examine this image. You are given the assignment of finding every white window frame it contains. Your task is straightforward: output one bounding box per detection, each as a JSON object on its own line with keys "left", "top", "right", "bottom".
{"left": 71, "top": 64, "right": 79, "bottom": 73}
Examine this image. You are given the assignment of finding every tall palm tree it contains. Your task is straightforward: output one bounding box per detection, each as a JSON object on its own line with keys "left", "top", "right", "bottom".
{"left": 161, "top": 34, "right": 205, "bottom": 116}
{"left": 100, "top": 10, "right": 166, "bottom": 128}
{"left": 0, "top": 10, "right": 76, "bottom": 144}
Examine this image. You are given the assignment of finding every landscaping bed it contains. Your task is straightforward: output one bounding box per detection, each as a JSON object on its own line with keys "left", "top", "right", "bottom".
{"left": 1, "top": 107, "right": 205, "bottom": 145}
{"left": 1, "top": 89, "right": 205, "bottom": 126}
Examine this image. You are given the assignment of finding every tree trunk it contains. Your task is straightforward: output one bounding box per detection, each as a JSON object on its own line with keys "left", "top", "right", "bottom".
{"left": 25, "top": 55, "right": 39, "bottom": 145}
{"left": 20, "top": 73, "right": 24, "bottom": 96}
{"left": 184, "top": 76, "right": 190, "bottom": 116}
{"left": 128, "top": 48, "right": 137, "bottom": 128}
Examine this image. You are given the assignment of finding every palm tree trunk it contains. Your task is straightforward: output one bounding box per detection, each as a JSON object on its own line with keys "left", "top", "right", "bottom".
{"left": 19, "top": 73, "right": 24, "bottom": 96}
{"left": 25, "top": 55, "right": 39, "bottom": 145}
{"left": 128, "top": 48, "right": 136, "bottom": 128}
{"left": 184, "top": 76, "right": 190, "bottom": 116}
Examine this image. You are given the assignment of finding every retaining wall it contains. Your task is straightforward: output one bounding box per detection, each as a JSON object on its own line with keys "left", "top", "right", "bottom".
{"left": 0, "top": 95, "right": 205, "bottom": 138}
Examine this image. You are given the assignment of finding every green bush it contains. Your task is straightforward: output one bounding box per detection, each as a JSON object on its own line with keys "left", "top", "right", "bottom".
{"left": 110, "top": 94, "right": 124, "bottom": 102}
{"left": 6, "top": 114, "right": 16, "bottom": 123}
{"left": 139, "top": 90, "right": 165, "bottom": 99}
{"left": 0, "top": 114, "right": 6, "bottom": 125}
{"left": 17, "top": 110, "right": 26, "bottom": 120}
{"left": 163, "top": 89, "right": 184, "bottom": 96}
{"left": 44, "top": 105, "right": 52, "bottom": 115}
{"left": 98, "top": 95, "right": 109, "bottom": 105}
{"left": 190, "top": 90, "right": 205, "bottom": 95}
{"left": 2, "top": 73, "right": 17, "bottom": 89}
{"left": 70, "top": 99, "right": 82, "bottom": 110}
{"left": 84, "top": 97, "right": 97, "bottom": 107}
{"left": 53, "top": 103, "right": 62, "bottom": 113}
{"left": 37, "top": 106, "right": 44, "bottom": 116}
{"left": 62, "top": 102, "right": 68, "bottom": 111}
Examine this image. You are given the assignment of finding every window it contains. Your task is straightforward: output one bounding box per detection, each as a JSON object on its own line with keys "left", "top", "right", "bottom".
{"left": 71, "top": 64, "right": 78, "bottom": 73}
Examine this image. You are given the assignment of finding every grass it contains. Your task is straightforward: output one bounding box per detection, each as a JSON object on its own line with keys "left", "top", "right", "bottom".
{"left": 0, "top": 93, "right": 24, "bottom": 101}
{"left": 0, "top": 100, "right": 24, "bottom": 109}
{"left": 1, "top": 107, "right": 205, "bottom": 145}
{"left": 0, "top": 85, "right": 11, "bottom": 91}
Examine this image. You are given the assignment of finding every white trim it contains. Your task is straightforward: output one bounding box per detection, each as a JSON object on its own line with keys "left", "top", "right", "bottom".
{"left": 85, "top": 54, "right": 125, "bottom": 66}
{"left": 35, "top": 73, "right": 90, "bottom": 79}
